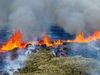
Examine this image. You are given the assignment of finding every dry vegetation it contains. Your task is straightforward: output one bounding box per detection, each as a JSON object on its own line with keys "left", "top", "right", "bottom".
{"left": 17, "top": 48, "right": 100, "bottom": 75}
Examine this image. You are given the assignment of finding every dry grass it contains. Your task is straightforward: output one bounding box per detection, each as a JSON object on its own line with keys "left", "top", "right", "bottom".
{"left": 17, "top": 48, "right": 100, "bottom": 75}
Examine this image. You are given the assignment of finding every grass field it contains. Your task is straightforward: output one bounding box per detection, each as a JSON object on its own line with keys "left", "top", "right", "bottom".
{"left": 17, "top": 48, "right": 100, "bottom": 75}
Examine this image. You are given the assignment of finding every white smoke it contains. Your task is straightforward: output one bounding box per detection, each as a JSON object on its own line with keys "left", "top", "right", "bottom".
{"left": 4, "top": 49, "right": 27, "bottom": 75}
{"left": 3, "top": 45, "right": 36, "bottom": 75}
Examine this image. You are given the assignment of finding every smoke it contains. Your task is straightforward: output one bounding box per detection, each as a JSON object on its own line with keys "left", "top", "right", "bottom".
{"left": 2, "top": 45, "right": 36, "bottom": 75}
{"left": 9, "top": 0, "right": 55, "bottom": 40}
{"left": 0, "top": 0, "right": 100, "bottom": 40}
{"left": 7, "top": 0, "right": 100, "bottom": 40}
{"left": 54, "top": 0, "right": 100, "bottom": 33}
{"left": 0, "top": 0, "right": 13, "bottom": 25}
{"left": 2, "top": 49, "right": 26, "bottom": 75}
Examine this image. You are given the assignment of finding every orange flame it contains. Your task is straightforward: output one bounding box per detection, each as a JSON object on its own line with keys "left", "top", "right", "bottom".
{"left": 38, "top": 35, "right": 64, "bottom": 47}
{"left": 67, "top": 30, "right": 100, "bottom": 43}
{"left": 73, "top": 32, "right": 85, "bottom": 42}
{"left": 1, "top": 30, "right": 100, "bottom": 52}
{"left": 42, "top": 35, "right": 52, "bottom": 46}
{"left": 0, "top": 30, "right": 26, "bottom": 51}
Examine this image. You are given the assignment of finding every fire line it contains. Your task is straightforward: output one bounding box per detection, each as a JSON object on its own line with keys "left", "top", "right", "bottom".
{"left": 0, "top": 30, "right": 100, "bottom": 52}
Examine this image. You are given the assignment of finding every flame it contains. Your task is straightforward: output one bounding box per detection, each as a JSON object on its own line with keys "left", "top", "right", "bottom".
{"left": 66, "top": 30, "right": 100, "bottom": 43}
{"left": 53, "top": 40, "right": 63, "bottom": 45}
{"left": 38, "top": 35, "right": 64, "bottom": 47}
{"left": 42, "top": 35, "right": 52, "bottom": 46}
{"left": 1, "top": 30, "right": 100, "bottom": 52}
{"left": 72, "top": 32, "right": 85, "bottom": 42}
{"left": 0, "top": 30, "right": 26, "bottom": 51}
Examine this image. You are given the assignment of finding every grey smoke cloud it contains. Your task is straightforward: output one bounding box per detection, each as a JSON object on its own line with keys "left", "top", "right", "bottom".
{"left": 9, "top": 0, "right": 55, "bottom": 40}
{"left": 0, "top": 0, "right": 12, "bottom": 25}
{"left": 1, "top": 0, "right": 100, "bottom": 40}
{"left": 54, "top": 0, "right": 100, "bottom": 33}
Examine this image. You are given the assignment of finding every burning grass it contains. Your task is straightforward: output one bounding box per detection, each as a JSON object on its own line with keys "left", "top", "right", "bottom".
{"left": 1, "top": 30, "right": 100, "bottom": 52}
{"left": 17, "top": 48, "right": 100, "bottom": 75}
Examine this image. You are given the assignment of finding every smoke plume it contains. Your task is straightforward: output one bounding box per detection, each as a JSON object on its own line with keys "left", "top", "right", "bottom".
{"left": 0, "top": 0, "right": 100, "bottom": 40}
